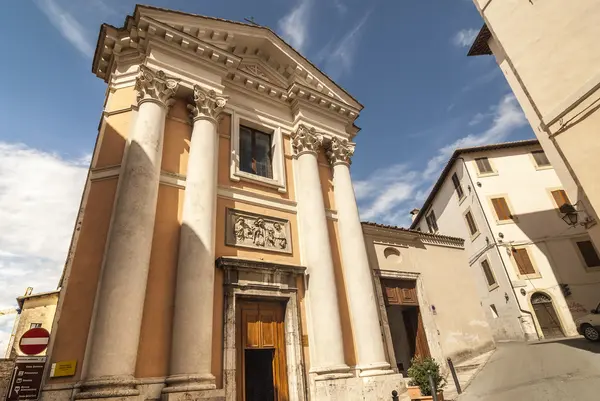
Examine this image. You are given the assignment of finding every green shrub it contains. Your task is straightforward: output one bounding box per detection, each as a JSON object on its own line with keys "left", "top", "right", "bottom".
{"left": 407, "top": 357, "right": 446, "bottom": 396}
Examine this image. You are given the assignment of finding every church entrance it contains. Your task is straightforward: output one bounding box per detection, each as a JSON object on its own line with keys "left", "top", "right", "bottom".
{"left": 237, "top": 300, "right": 289, "bottom": 401}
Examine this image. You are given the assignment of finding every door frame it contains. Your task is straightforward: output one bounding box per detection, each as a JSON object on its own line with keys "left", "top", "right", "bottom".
{"left": 218, "top": 257, "right": 308, "bottom": 401}
{"left": 528, "top": 291, "right": 566, "bottom": 339}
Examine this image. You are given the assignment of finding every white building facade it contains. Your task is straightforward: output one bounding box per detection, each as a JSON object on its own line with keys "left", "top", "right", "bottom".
{"left": 412, "top": 140, "right": 600, "bottom": 342}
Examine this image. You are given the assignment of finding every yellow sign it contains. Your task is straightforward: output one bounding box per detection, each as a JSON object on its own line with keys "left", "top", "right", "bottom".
{"left": 50, "top": 360, "right": 77, "bottom": 377}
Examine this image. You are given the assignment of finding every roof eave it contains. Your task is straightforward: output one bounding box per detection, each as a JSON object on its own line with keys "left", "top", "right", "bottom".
{"left": 467, "top": 24, "right": 493, "bottom": 57}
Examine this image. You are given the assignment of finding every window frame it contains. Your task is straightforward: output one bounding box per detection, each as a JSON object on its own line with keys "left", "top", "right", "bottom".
{"left": 239, "top": 124, "right": 274, "bottom": 179}
{"left": 229, "top": 110, "right": 287, "bottom": 192}
{"left": 30, "top": 323, "right": 42, "bottom": 329}
{"left": 488, "top": 194, "right": 518, "bottom": 224}
{"left": 548, "top": 187, "right": 572, "bottom": 210}
{"left": 572, "top": 236, "right": 600, "bottom": 270}
{"left": 474, "top": 157, "right": 497, "bottom": 177}
{"left": 451, "top": 172, "right": 465, "bottom": 201}
{"left": 480, "top": 257, "right": 499, "bottom": 291}
{"left": 425, "top": 210, "right": 438, "bottom": 233}
{"left": 510, "top": 246, "right": 541, "bottom": 279}
{"left": 530, "top": 149, "right": 552, "bottom": 170}
{"left": 463, "top": 208, "right": 480, "bottom": 240}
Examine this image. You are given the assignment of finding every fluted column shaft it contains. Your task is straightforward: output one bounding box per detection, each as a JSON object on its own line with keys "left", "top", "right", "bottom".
{"left": 327, "top": 138, "right": 391, "bottom": 377}
{"left": 164, "top": 86, "right": 228, "bottom": 394}
{"left": 291, "top": 125, "right": 349, "bottom": 376}
{"left": 79, "top": 66, "right": 178, "bottom": 398}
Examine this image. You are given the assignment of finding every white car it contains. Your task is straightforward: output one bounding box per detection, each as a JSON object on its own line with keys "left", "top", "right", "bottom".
{"left": 575, "top": 303, "right": 600, "bottom": 341}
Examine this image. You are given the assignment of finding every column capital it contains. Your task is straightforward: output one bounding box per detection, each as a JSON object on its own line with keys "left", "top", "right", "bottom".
{"left": 291, "top": 124, "right": 323, "bottom": 157}
{"left": 135, "top": 65, "right": 180, "bottom": 108}
{"left": 326, "top": 137, "right": 355, "bottom": 166}
{"left": 188, "top": 85, "right": 228, "bottom": 124}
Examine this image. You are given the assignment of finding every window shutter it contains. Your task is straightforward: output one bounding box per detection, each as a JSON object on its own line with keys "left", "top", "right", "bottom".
{"left": 551, "top": 190, "right": 571, "bottom": 209}
{"left": 465, "top": 211, "right": 478, "bottom": 235}
{"left": 492, "top": 197, "right": 512, "bottom": 220}
{"left": 481, "top": 260, "right": 496, "bottom": 286}
{"left": 476, "top": 157, "right": 493, "bottom": 174}
{"left": 532, "top": 150, "right": 550, "bottom": 167}
{"left": 576, "top": 240, "right": 600, "bottom": 267}
{"left": 513, "top": 248, "right": 535, "bottom": 275}
{"left": 452, "top": 173, "right": 464, "bottom": 199}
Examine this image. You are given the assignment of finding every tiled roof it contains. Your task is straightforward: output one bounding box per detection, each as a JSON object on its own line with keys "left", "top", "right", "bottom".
{"left": 361, "top": 221, "right": 465, "bottom": 243}
{"left": 467, "top": 24, "right": 492, "bottom": 57}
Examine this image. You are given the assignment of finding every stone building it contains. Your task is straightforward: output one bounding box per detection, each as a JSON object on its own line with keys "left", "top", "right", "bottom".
{"left": 39, "top": 5, "right": 493, "bottom": 401}
{"left": 411, "top": 140, "right": 600, "bottom": 342}
{"left": 467, "top": 1, "right": 600, "bottom": 253}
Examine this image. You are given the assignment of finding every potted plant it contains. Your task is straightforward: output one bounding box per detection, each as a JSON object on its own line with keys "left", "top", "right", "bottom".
{"left": 406, "top": 357, "right": 446, "bottom": 400}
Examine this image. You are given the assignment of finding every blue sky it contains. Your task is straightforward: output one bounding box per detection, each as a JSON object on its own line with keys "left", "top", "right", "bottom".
{"left": 0, "top": 0, "right": 533, "bottom": 350}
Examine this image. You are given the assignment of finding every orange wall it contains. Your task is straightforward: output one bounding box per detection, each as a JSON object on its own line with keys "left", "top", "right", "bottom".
{"left": 135, "top": 185, "right": 185, "bottom": 378}
{"left": 162, "top": 99, "right": 191, "bottom": 175}
{"left": 47, "top": 178, "right": 118, "bottom": 383}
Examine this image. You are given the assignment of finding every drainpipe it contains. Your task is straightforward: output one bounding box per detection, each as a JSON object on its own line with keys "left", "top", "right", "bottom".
{"left": 458, "top": 157, "right": 537, "bottom": 336}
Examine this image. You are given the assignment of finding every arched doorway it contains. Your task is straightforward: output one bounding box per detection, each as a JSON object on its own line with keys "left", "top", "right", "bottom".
{"left": 531, "top": 292, "right": 564, "bottom": 338}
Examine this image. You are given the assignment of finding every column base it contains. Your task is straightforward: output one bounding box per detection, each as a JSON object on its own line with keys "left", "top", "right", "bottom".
{"left": 310, "top": 364, "right": 353, "bottom": 381}
{"left": 162, "top": 373, "right": 217, "bottom": 393}
{"left": 161, "top": 389, "right": 224, "bottom": 401}
{"left": 356, "top": 362, "right": 395, "bottom": 377}
{"left": 310, "top": 372, "right": 408, "bottom": 400}
{"left": 75, "top": 376, "right": 139, "bottom": 399}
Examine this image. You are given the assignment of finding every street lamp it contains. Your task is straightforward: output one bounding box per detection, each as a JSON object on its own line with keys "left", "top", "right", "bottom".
{"left": 559, "top": 203, "right": 579, "bottom": 226}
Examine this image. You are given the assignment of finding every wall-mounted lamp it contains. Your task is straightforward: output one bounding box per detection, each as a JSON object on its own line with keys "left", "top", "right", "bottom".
{"left": 559, "top": 201, "right": 594, "bottom": 228}
{"left": 520, "top": 288, "right": 526, "bottom": 296}
{"left": 504, "top": 292, "right": 510, "bottom": 303}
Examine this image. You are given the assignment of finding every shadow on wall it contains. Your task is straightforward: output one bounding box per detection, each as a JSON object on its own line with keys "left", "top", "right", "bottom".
{"left": 530, "top": 337, "right": 600, "bottom": 354}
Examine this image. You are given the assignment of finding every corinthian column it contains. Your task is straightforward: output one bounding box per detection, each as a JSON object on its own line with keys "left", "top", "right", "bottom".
{"left": 78, "top": 66, "right": 179, "bottom": 398}
{"left": 164, "top": 86, "right": 227, "bottom": 396}
{"left": 326, "top": 138, "right": 392, "bottom": 377}
{"left": 291, "top": 125, "right": 350, "bottom": 378}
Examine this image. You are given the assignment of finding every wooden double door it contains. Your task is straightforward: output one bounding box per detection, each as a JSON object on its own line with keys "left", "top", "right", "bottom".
{"left": 237, "top": 300, "right": 289, "bottom": 401}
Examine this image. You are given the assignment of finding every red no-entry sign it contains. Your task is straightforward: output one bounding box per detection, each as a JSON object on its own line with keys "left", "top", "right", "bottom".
{"left": 19, "top": 328, "right": 50, "bottom": 355}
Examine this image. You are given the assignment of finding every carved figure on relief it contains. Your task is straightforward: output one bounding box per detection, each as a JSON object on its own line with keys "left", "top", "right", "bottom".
{"left": 229, "top": 209, "right": 291, "bottom": 253}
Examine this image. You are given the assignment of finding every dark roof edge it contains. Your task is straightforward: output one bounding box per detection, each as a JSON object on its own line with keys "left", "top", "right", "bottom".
{"left": 361, "top": 221, "right": 465, "bottom": 244}
{"left": 467, "top": 24, "right": 492, "bottom": 57}
{"left": 409, "top": 139, "right": 540, "bottom": 229}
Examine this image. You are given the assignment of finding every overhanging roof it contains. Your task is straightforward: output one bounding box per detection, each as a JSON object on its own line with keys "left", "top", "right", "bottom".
{"left": 467, "top": 24, "right": 492, "bottom": 57}
{"left": 409, "top": 139, "right": 540, "bottom": 229}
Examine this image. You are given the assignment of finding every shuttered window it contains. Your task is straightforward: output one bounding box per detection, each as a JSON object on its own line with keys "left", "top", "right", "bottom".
{"left": 425, "top": 210, "right": 438, "bottom": 233}
{"left": 452, "top": 173, "right": 464, "bottom": 199}
{"left": 481, "top": 259, "right": 496, "bottom": 287}
{"left": 465, "top": 210, "right": 478, "bottom": 236}
{"left": 513, "top": 248, "right": 536, "bottom": 275}
{"left": 491, "top": 197, "right": 513, "bottom": 221}
{"left": 475, "top": 157, "right": 494, "bottom": 174}
{"left": 576, "top": 240, "right": 600, "bottom": 268}
{"left": 551, "top": 189, "right": 571, "bottom": 209}
{"left": 532, "top": 150, "right": 550, "bottom": 167}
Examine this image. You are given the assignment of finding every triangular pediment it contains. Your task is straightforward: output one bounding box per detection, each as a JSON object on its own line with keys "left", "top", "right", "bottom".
{"left": 93, "top": 4, "right": 362, "bottom": 116}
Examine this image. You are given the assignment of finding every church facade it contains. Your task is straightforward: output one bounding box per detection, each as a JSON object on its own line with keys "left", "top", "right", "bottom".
{"left": 40, "top": 6, "right": 493, "bottom": 401}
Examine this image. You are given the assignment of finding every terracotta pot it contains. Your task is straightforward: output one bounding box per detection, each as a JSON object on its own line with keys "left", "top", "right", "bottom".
{"left": 407, "top": 386, "right": 444, "bottom": 401}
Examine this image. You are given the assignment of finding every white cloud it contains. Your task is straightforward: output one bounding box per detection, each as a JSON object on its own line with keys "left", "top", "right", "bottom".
{"left": 355, "top": 94, "right": 527, "bottom": 225}
{"left": 323, "top": 12, "right": 371, "bottom": 79}
{"left": 0, "top": 142, "right": 87, "bottom": 355}
{"left": 278, "top": 0, "right": 312, "bottom": 52}
{"left": 34, "top": 0, "right": 94, "bottom": 58}
{"left": 331, "top": 0, "right": 348, "bottom": 14}
{"left": 452, "top": 28, "right": 478, "bottom": 48}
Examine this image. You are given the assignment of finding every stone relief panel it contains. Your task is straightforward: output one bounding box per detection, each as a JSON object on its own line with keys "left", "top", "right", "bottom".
{"left": 226, "top": 208, "right": 292, "bottom": 254}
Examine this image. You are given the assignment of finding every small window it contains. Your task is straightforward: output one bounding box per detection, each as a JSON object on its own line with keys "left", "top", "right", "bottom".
{"left": 451, "top": 173, "right": 464, "bottom": 199}
{"left": 490, "top": 304, "right": 499, "bottom": 318}
{"left": 475, "top": 157, "right": 494, "bottom": 174}
{"left": 481, "top": 259, "right": 496, "bottom": 287}
{"left": 576, "top": 240, "right": 600, "bottom": 268}
{"left": 239, "top": 125, "right": 273, "bottom": 178}
{"left": 425, "top": 210, "right": 438, "bottom": 233}
{"left": 512, "top": 248, "right": 536, "bottom": 275}
{"left": 491, "top": 197, "right": 513, "bottom": 221}
{"left": 551, "top": 189, "right": 571, "bottom": 210}
{"left": 30, "top": 323, "right": 42, "bottom": 329}
{"left": 464, "top": 210, "right": 479, "bottom": 236}
{"left": 532, "top": 150, "right": 551, "bottom": 167}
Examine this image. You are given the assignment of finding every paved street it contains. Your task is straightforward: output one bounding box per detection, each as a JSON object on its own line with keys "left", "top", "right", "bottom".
{"left": 458, "top": 338, "right": 600, "bottom": 401}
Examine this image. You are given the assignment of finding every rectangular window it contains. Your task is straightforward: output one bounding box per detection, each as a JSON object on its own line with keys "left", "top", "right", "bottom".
{"left": 532, "top": 150, "right": 551, "bottom": 167}
{"left": 512, "top": 248, "right": 536, "bottom": 275}
{"left": 239, "top": 125, "right": 273, "bottom": 178}
{"left": 30, "top": 323, "right": 42, "bottom": 329}
{"left": 481, "top": 259, "right": 496, "bottom": 287}
{"left": 451, "top": 173, "right": 464, "bottom": 199}
{"left": 551, "top": 189, "right": 571, "bottom": 209}
{"left": 425, "top": 210, "right": 438, "bottom": 233}
{"left": 491, "top": 197, "right": 513, "bottom": 221}
{"left": 490, "top": 304, "right": 499, "bottom": 319}
{"left": 475, "top": 157, "right": 494, "bottom": 174}
{"left": 576, "top": 240, "right": 600, "bottom": 268}
{"left": 465, "top": 210, "right": 478, "bottom": 236}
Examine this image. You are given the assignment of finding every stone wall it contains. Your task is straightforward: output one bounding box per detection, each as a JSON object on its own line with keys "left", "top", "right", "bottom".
{"left": 0, "top": 358, "right": 15, "bottom": 400}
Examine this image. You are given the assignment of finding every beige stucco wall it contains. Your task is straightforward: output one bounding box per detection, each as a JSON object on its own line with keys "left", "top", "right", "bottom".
{"left": 9, "top": 293, "right": 59, "bottom": 358}
{"left": 364, "top": 227, "right": 495, "bottom": 365}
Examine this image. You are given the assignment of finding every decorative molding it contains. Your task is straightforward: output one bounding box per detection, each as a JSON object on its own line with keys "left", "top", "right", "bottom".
{"left": 374, "top": 269, "right": 420, "bottom": 280}
{"left": 216, "top": 256, "right": 306, "bottom": 275}
{"left": 291, "top": 124, "right": 323, "bottom": 157}
{"left": 188, "top": 84, "right": 228, "bottom": 123}
{"left": 326, "top": 137, "right": 354, "bottom": 166}
{"left": 225, "top": 208, "right": 292, "bottom": 254}
{"left": 217, "top": 186, "right": 297, "bottom": 213}
{"left": 135, "top": 65, "right": 179, "bottom": 108}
